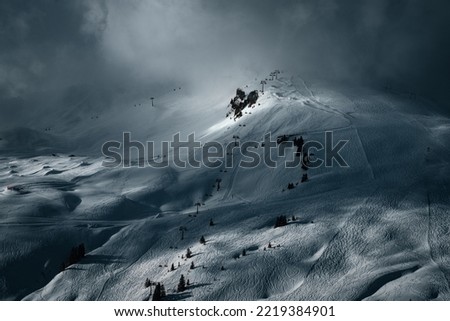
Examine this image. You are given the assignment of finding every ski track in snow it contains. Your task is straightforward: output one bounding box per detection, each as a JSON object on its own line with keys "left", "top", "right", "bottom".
{"left": 296, "top": 77, "right": 355, "bottom": 123}
{"left": 426, "top": 191, "right": 450, "bottom": 291}
{"left": 221, "top": 157, "right": 240, "bottom": 202}
{"left": 427, "top": 178, "right": 450, "bottom": 294}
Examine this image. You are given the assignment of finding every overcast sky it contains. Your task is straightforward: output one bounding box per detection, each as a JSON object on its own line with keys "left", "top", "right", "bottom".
{"left": 1, "top": 0, "right": 450, "bottom": 127}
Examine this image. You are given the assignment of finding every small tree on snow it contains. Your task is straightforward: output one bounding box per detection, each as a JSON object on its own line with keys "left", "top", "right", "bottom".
{"left": 200, "top": 236, "right": 206, "bottom": 244}
{"left": 177, "top": 275, "right": 186, "bottom": 292}
{"left": 274, "top": 215, "right": 288, "bottom": 228}
{"left": 186, "top": 248, "right": 192, "bottom": 259}
{"left": 152, "top": 283, "right": 162, "bottom": 301}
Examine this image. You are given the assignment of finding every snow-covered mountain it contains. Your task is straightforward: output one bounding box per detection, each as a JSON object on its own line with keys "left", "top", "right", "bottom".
{"left": 1, "top": 75, "right": 450, "bottom": 300}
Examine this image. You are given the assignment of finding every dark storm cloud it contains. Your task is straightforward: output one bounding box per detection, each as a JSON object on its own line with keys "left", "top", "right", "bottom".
{"left": 0, "top": 0, "right": 103, "bottom": 95}
{"left": 1, "top": 0, "right": 450, "bottom": 128}
{"left": 278, "top": 0, "right": 450, "bottom": 104}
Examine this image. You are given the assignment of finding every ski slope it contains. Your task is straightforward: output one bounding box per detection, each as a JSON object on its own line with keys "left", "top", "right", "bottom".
{"left": 1, "top": 75, "right": 450, "bottom": 301}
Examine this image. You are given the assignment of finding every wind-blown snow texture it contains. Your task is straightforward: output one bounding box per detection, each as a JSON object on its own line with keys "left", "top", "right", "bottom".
{"left": 1, "top": 76, "right": 450, "bottom": 301}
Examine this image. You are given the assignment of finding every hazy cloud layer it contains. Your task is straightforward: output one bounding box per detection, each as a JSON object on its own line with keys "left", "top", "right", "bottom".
{"left": 1, "top": 0, "right": 450, "bottom": 128}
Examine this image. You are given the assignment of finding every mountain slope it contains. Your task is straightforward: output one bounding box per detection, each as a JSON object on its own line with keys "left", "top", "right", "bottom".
{"left": 1, "top": 75, "right": 450, "bottom": 301}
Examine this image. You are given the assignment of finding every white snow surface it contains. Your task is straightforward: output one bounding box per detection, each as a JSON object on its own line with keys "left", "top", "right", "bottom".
{"left": 1, "top": 75, "right": 450, "bottom": 301}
